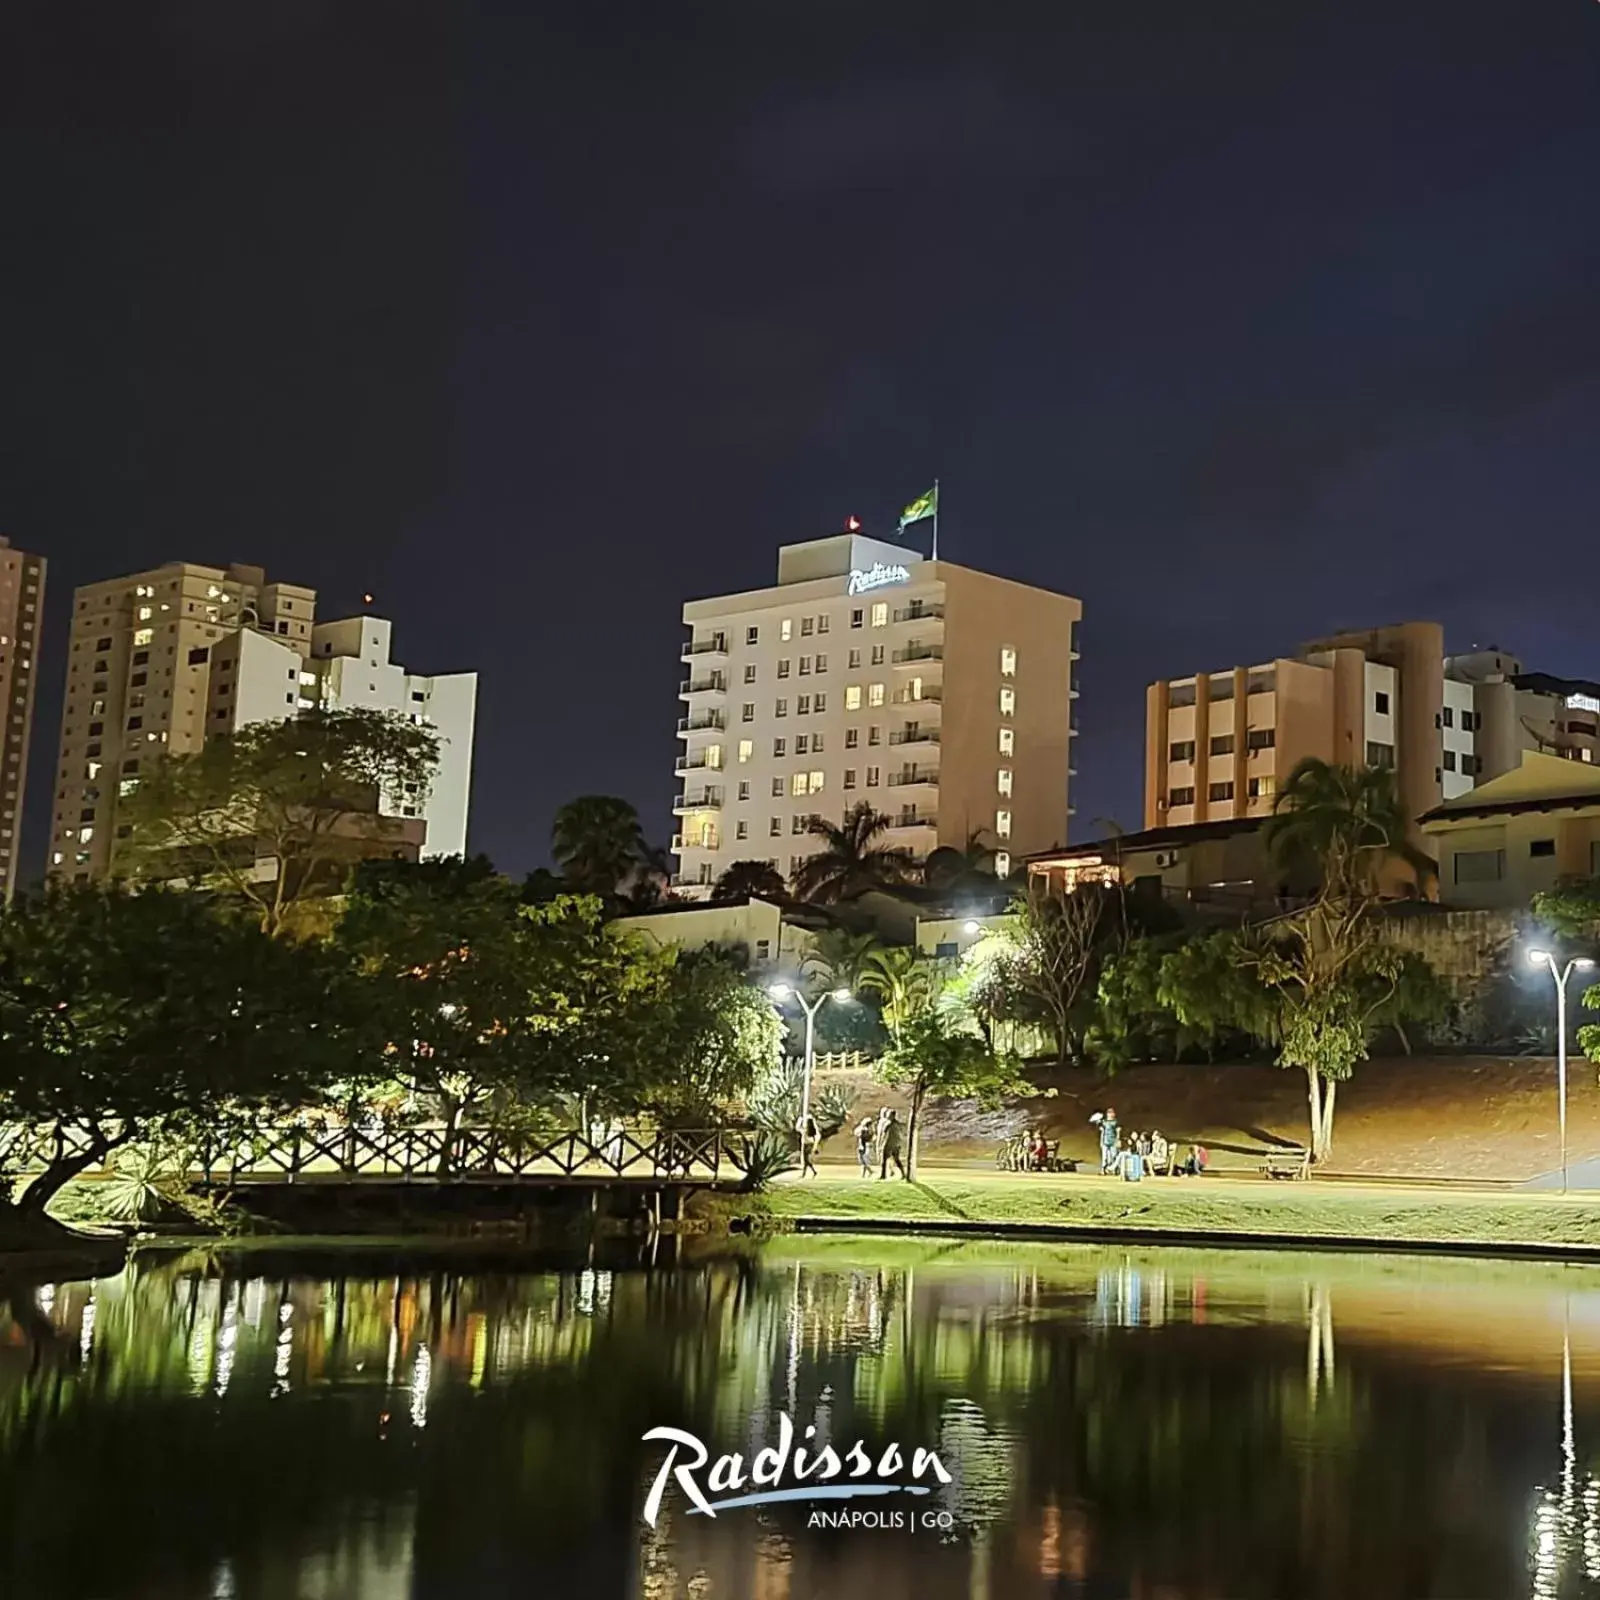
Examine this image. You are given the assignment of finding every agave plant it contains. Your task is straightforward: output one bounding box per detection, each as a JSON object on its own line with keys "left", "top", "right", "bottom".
{"left": 735, "top": 1130, "right": 799, "bottom": 1193}
{"left": 747, "top": 1059, "right": 855, "bottom": 1139}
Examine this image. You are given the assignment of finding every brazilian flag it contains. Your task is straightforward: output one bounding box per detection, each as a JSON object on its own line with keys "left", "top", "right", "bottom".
{"left": 898, "top": 484, "right": 938, "bottom": 531}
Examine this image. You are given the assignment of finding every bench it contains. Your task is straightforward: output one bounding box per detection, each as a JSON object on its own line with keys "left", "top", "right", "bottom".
{"left": 1261, "top": 1149, "right": 1310, "bottom": 1181}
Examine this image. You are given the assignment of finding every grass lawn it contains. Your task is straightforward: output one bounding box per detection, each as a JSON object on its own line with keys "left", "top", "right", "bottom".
{"left": 736, "top": 1167, "right": 1600, "bottom": 1253}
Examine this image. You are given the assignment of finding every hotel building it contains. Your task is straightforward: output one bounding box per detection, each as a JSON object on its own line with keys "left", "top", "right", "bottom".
{"left": 51, "top": 560, "right": 474, "bottom": 879}
{"left": 0, "top": 537, "right": 46, "bottom": 899}
{"left": 672, "top": 532, "right": 1081, "bottom": 893}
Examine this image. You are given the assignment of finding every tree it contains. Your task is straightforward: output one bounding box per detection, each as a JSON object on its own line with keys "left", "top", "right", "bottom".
{"left": 877, "top": 1012, "right": 1033, "bottom": 1179}
{"left": 1008, "top": 881, "right": 1122, "bottom": 1064}
{"left": 550, "top": 795, "right": 648, "bottom": 898}
{"left": 860, "top": 945, "right": 941, "bottom": 1039}
{"left": 117, "top": 706, "right": 440, "bottom": 939}
{"left": 808, "top": 927, "right": 883, "bottom": 992}
{"left": 712, "top": 859, "right": 789, "bottom": 902}
{"left": 923, "top": 829, "right": 999, "bottom": 895}
{"left": 0, "top": 884, "right": 362, "bottom": 1217}
{"left": 1265, "top": 758, "right": 1434, "bottom": 897}
{"left": 791, "top": 803, "right": 918, "bottom": 903}
{"left": 1531, "top": 879, "right": 1600, "bottom": 1063}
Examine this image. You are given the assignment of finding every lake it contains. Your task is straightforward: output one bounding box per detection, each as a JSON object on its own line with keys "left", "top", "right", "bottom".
{"left": 2, "top": 1235, "right": 1599, "bottom": 1598}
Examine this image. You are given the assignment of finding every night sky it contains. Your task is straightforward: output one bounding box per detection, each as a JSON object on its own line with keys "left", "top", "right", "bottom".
{"left": 4, "top": 2, "right": 1597, "bottom": 878}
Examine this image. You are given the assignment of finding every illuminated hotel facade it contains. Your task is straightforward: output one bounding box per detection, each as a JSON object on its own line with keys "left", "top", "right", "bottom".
{"left": 672, "top": 532, "right": 1081, "bottom": 893}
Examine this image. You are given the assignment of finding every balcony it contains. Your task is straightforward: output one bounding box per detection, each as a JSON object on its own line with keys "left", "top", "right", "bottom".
{"left": 883, "top": 811, "right": 938, "bottom": 832}
{"left": 676, "top": 711, "right": 727, "bottom": 738}
{"left": 892, "top": 643, "right": 944, "bottom": 667}
{"left": 681, "top": 635, "right": 730, "bottom": 662}
{"left": 673, "top": 788, "right": 724, "bottom": 815}
{"left": 891, "top": 685, "right": 942, "bottom": 707}
{"left": 674, "top": 752, "right": 723, "bottom": 775}
{"left": 680, "top": 674, "right": 728, "bottom": 699}
{"left": 888, "top": 727, "right": 940, "bottom": 747}
{"left": 887, "top": 769, "right": 940, "bottom": 790}
{"left": 892, "top": 602, "right": 945, "bottom": 625}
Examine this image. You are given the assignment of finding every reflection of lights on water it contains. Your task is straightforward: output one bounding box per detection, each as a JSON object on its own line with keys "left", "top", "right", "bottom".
{"left": 410, "top": 1344, "right": 431, "bottom": 1429}
{"left": 36, "top": 1284, "right": 55, "bottom": 1316}
{"left": 272, "top": 1303, "right": 294, "bottom": 1396}
{"left": 214, "top": 1308, "right": 238, "bottom": 1399}
{"left": 79, "top": 1298, "right": 96, "bottom": 1361}
{"left": 209, "top": 1558, "right": 237, "bottom": 1599}
{"left": 1530, "top": 1329, "right": 1600, "bottom": 1596}
{"left": 939, "top": 1398, "right": 1013, "bottom": 1528}
{"left": 576, "top": 1268, "right": 612, "bottom": 1317}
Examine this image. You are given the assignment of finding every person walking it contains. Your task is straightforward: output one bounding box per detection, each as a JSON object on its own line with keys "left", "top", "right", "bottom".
{"left": 795, "top": 1109, "right": 821, "bottom": 1178}
{"left": 879, "top": 1108, "right": 907, "bottom": 1180}
{"left": 1099, "top": 1108, "right": 1120, "bottom": 1174}
{"left": 854, "top": 1117, "right": 875, "bottom": 1179}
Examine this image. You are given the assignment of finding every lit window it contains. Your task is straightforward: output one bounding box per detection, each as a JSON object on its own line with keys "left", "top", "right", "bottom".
{"left": 845, "top": 685, "right": 862, "bottom": 710}
{"left": 999, "top": 727, "right": 1014, "bottom": 756}
{"left": 137, "top": 605, "right": 153, "bottom": 621}
{"left": 705, "top": 744, "right": 723, "bottom": 769}
{"left": 133, "top": 628, "right": 154, "bottom": 646}
{"left": 908, "top": 677, "right": 924, "bottom": 701}
{"left": 737, "top": 739, "right": 753, "bottom": 764}
{"left": 994, "top": 850, "right": 1010, "bottom": 877}
{"left": 781, "top": 618, "right": 793, "bottom": 641}
{"left": 871, "top": 602, "right": 888, "bottom": 628}
{"left": 78, "top": 825, "right": 94, "bottom": 844}
{"left": 136, "top": 583, "right": 156, "bottom": 598}
{"left": 792, "top": 773, "right": 807, "bottom": 796}
{"left": 995, "top": 810, "right": 1012, "bottom": 839}
{"left": 997, "top": 769, "right": 1013, "bottom": 796}
{"left": 1000, "top": 647, "right": 1016, "bottom": 676}
{"left": 868, "top": 683, "right": 885, "bottom": 707}
{"left": 86, "top": 761, "right": 102, "bottom": 781}
{"left": 999, "top": 687, "right": 1016, "bottom": 716}
{"left": 808, "top": 770, "right": 825, "bottom": 794}
{"left": 119, "top": 778, "right": 139, "bottom": 798}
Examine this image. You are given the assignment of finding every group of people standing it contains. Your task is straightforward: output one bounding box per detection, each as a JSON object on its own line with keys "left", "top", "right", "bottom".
{"left": 853, "top": 1108, "right": 906, "bottom": 1179}
{"left": 1092, "top": 1108, "right": 1207, "bottom": 1181}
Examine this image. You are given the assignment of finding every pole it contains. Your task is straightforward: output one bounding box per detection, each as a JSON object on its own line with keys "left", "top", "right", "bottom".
{"left": 1557, "top": 961, "right": 1569, "bottom": 1196}
{"left": 800, "top": 995, "right": 817, "bottom": 1138}
{"left": 931, "top": 477, "right": 940, "bottom": 563}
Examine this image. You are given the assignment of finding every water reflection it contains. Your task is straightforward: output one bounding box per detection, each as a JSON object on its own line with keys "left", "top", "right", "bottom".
{"left": 0, "top": 1240, "right": 1598, "bottom": 1597}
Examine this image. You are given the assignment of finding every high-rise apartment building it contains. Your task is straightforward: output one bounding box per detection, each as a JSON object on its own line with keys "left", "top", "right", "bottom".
{"left": 1144, "top": 621, "right": 1600, "bottom": 837}
{"left": 0, "top": 538, "right": 46, "bottom": 900}
{"left": 672, "top": 532, "right": 1081, "bottom": 894}
{"left": 51, "top": 561, "right": 474, "bottom": 879}
{"left": 309, "top": 615, "right": 477, "bottom": 858}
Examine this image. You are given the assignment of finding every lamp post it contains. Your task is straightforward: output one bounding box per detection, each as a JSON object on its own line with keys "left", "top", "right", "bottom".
{"left": 1528, "top": 950, "right": 1597, "bottom": 1195}
{"left": 768, "top": 981, "right": 851, "bottom": 1171}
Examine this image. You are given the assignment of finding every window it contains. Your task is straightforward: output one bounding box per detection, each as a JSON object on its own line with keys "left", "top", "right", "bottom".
{"left": 777, "top": 659, "right": 791, "bottom": 678}
{"left": 126, "top": 716, "right": 142, "bottom": 731}
{"left": 999, "top": 727, "right": 1014, "bottom": 756}
{"left": 95, "top": 636, "right": 112, "bottom": 652}
{"left": 814, "top": 693, "right": 827, "bottom": 713}
{"left": 845, "top": 728, "right": 859, "bottom": 748}
{"left": 744, "top": 664, "right": 757, "bottom": 684}
{"left": 808, "top": 771, "right": 825, "bottom": 793}
{"left": 1168, "top": 786, "right": 1196, "bottom": 807}
{"left": 812, "top": 733, "right": 824, "bottom": 752}
{"left": 815, "top": 653, "right": 828, "bottom": 673}
{"left": 737, "top": 739, "right": 753, "bottom": 763}
{"left": 736, "top": 820, "right": 749, "bottom": 840}
{"left": 1366, "top": 741, "right": 1394, "bottom": 769}
{"left": 773, "top": 737, "right": 786, "bottom": 758}
{"left": 844, "top": 768, "right": 857, "bottom": 789}
{"left": 801, "top": 617, "right": 814, "bottom": 637}
{"left": 1461, "top": 753, "right": 1480, "bottom": 777}
{"left": 133, "top": 628, "right": 153, "bottom": 647}
{"left": 781, "top": 619, "right": 793, "bottom": 641}
{"left": 792, "top": 813, "right": 807, "bottom": 832}
{"left": 871, "top": 644, "right": 885, "bottom": 666}
{"left": 1374, "top": 691, "right": 1390, "bottom": 714}
{"left": 775, "top": 698, "right": 788, "bottom": 718}
{"left": 1454, "top": 849, "right": 1504, "bottom": 884}
{"left": 999, "top": 687, "right": 1016, "bottom": 716}
{"left": 795, "top": 734, "right": 808, "bottom": 756}
{"left": 705, "top": 744, "right": 723, "bottom": 769}
{"left": 1000, "top": 647, "right": 1016, "bottom": 676}
{"left": 1169, "top": 740, "right": 1195, "bottom": 763}
{"left": 851, "top": 608, "right": 863, "bottom": 629}
{"left": 187, "top": 647, "right": 208, "bottom": 666}
{"left": 1247, "top": 728, "right": 1275, "bottom": 752}
{"left": 770, "top": 817, "right": 782, "bottom": 836}
{"left": 1248, "top": 775, "right": 1277, "bottom": 800}
{"left": 1530, "top": 839, "right": 1556, "bottom": 858}
{"left": 1208, "top": 781, "right": 1234, "bottom": 802}
{"left": 1210, "top": 734, "right": 1234, "bottom": 757}
{"left": 737, "top": 780, "right": 750, "bottom": 801}
{"left": 1462, "top": 711, "right": 1479, "bottom": 733}
{"left": 797, "top": 694, "right": 811, "bottom": 715}
{"left": 870, "top": 602, "right": 888, "bottom": 627}
{"left": 997, "top": 768, "right": 1013, "bottom": 796}
{"left": 132, "top": 651, "right": 148, "bottom": 666}
{"left": 136, "top": 605, "right": 153, "bottom": 622}
{"left": 817, "top": 615, "right": 830, "bottom": 634}
{"left": 798, "top": 656, "right": 811, "bottom": 675}
{"left": 1441, "top": 706, "right": 1454, "bottom": 728}
{"left": 845, "top": 685, "right": 862, "bottom": 710}
{"left": 848, "top": 649, "right": 861, "bottom": 669}
{"left": 994, "top": 850, "right": 1011, "bottom": 877}
{"left": 741, "top": 702, "right": 755, "bottom": 722}
{"left": 865, "top": 766, "right": 881, "bottom": 786}
{"left": 792, "top": 772, "right": 807, "bottom": 796}
{"left": 868, "top": 725, "right": 882, "bottom": 746}
{"left": 745, "top": 626, "right": 759, "bottom": 645}
{"left": 1443, "top": 750, "right": 1456, "bottom": 772}
{"left": 995, "top": 809, "right": 1012, "bottom": 839}
{"left": 772, "top": 777, "right": 785, "bottom": 796}
{"left": 868, "top": 682, "right": 885, "bottom": 707}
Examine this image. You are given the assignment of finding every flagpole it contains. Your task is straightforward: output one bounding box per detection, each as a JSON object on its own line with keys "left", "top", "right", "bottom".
{"left": 931, "top": 477, "right": 940, "bottom": 562}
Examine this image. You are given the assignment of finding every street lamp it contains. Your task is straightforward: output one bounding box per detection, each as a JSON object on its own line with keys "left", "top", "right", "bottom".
{"left": 963, "top": 919, "right": 982, "bottom": 936}
{"left": 1528, "top": 949, "right": 1597, "bottom": 1194}
{"left": 767, "top": 981, "right": 852, "bottom": 1169}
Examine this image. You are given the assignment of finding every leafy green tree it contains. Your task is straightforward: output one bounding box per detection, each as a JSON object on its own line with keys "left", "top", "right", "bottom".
{"left": 1531, "top": 879, "right": 1600, "bottom": 1062}
{"left": 792, "top": 802, "right": 918, "bottom": 903}
{"left": 1159, "top": 929, "right": 1282, "bottom": 1060}
{"left": 1265, "top": 758, "right": 1434, "bottom": 896}
{"left": 860, "top": 945, "right": 941, "bottom": 1039}
{"left": 877, "top": 1012, "right": 1033, "bottom": 1179}
{"left": 808, "top": 927, "right": 883, "bottom": 992}
{"left": 117, "top": 706, "right": 439, "bottom": 939}
{"left": 0, "top": 884, "right": 362, "bottom": 1217}
{"left": 711, "top": 859, "right": 789, "bottom": 902}
{"left": 549, "top": 795, "right": 648, "bottom": 898}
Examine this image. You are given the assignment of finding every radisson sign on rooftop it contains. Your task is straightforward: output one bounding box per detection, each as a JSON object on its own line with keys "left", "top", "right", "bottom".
{"left": 846, "top": 563, "right": 911, "bottom": 596}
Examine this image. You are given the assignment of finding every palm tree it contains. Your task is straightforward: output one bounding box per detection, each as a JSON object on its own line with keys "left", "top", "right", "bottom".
{"left": 859, "top": 945, "right": 940, "bottom": 1039}
{"left": 791, "top": 802, "right": 919, "bottom": 904}
{"left": 1264, "top": 758, "right": 1435, "bottom": 898}
{"left": 622, "top": 841, "right": 677, "bottom": 911}
{"left": 711, "top": 859, "right": 788, "bottom": 902}
{"left": 807, "top": 927, "right": 882, "bottom": 992}
{"left": 923, "top": 828, "right": 999, "bottom": 895}
{"left": 550, "top": 795, "right": 646, "bottom": 896}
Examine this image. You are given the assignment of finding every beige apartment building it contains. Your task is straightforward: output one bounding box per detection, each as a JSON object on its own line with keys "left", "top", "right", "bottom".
{"left": 672, "top": 532, "right": 1081, "bottom": 894}
{"left": 0, "top": 537, "right": 46, "bottom": 899}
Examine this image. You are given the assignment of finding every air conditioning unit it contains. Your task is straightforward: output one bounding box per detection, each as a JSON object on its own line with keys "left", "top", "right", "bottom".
{"left": 1154, "top": 850, "right": 1179, "bottom": 868}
